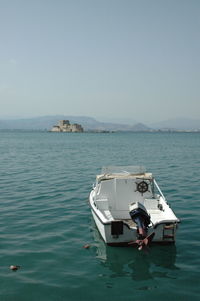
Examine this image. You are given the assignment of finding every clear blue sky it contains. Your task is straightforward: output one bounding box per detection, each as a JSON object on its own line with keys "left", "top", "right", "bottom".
{"left": 0, "top": 0, "right": 199, "bottom": 123}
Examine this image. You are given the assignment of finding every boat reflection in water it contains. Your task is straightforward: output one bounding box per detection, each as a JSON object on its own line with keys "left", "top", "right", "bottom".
{"left": 92, "top": 221, "right": 179, "bottom": 281}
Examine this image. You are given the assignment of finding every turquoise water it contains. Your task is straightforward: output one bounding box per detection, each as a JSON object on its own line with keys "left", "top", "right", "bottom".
{"left": 0, "top": 131, "right": 200, "bottom": 301}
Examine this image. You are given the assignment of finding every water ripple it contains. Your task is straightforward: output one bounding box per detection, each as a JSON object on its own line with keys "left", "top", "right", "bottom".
{"left": 0, "top": 132, "right": 200, "bottom": 301}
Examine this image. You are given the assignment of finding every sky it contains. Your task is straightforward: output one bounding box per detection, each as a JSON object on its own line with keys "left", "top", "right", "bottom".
{"left": 0, "top": 0, "right": 199, "bottom": 123}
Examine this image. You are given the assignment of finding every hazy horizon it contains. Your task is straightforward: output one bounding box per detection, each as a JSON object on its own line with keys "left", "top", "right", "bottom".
{"left": 0, "top": 0, "right": 199, "bottom": 123}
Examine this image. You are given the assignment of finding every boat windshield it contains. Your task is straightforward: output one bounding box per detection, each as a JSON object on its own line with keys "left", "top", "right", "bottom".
{"left": 101, "top": 166, "right": 146, "bottom": 175}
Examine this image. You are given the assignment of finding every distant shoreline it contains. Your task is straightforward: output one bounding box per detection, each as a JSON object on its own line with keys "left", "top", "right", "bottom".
{"left": 0, "top": 129, "right": 200, "bottom": 133}
{"left": 0, "top": 115, "right": 200, "bottom": 132}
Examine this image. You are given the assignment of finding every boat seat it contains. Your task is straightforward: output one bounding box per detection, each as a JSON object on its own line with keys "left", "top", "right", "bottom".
{"left": 95, "top": 199, "right": 109, "bottom": 210}
{"left": 144, "top": 198, "right": 159, "bottom": 210}
{"left": 150, "top": 211, "right": 167, "bottom": 224}
{"left": 104, "top": 210, "right": 114, "bottom": 221}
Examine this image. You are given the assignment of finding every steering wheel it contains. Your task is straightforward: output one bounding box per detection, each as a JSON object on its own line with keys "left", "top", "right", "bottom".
{"left": 137, "top": 181, "right": 148, "bottom": 193}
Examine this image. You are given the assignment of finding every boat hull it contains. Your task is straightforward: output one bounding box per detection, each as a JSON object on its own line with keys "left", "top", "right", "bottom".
{"left": 90, "top": 206, "right": 178, "bottom": 246}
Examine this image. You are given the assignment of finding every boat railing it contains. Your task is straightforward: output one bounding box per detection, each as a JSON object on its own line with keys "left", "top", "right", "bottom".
{"left": 154, "top": 179, "right": 166, "bottom": 201}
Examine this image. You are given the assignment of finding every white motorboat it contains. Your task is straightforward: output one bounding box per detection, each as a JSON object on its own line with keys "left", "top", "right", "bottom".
{"left": 89, "top": 166, "right": 180, "bottom": 250}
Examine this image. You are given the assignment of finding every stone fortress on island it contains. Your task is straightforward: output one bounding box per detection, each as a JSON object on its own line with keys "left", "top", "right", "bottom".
{"left": 50, "top": 120, "right": 84, "bottom": 132}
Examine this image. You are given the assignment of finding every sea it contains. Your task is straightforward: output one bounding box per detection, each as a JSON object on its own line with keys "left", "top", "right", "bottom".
{"left": 0, "top": 131, "right": 200, "bottom": 301}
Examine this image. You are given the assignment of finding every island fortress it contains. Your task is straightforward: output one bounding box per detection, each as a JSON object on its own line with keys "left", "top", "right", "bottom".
{"left": 51, "top": 120, "right": 84, "bottom": 132}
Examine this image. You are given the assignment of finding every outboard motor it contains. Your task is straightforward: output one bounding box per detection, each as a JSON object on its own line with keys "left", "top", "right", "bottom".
{"left": 129, "top": 202, "right": 154, "bottom": 250}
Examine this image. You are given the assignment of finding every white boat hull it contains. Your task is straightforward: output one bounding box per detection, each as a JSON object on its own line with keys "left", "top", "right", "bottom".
{"left": 90, "top": 191, "right": 178, "bottom": 246}
{"left": 90, "top": 200, "right": 178, "bottom": 246}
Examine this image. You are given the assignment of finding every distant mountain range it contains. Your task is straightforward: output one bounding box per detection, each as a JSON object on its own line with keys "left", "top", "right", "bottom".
{"left": 0, "top": 115, "right": 150, "bottom": 131}
{"left": 150, "top": 118, "right": 200, "bottom": 130}
{"left": 0, "top": 115, "right": 200, "bottom": 131}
